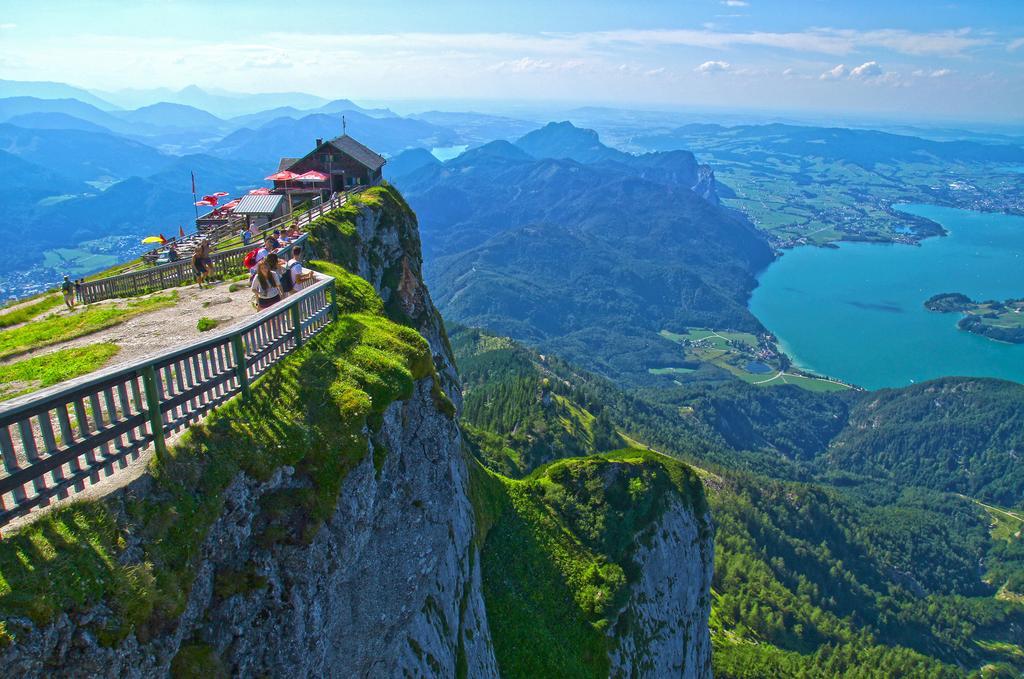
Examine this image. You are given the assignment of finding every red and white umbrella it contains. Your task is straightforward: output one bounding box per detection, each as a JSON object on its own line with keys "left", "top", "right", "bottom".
{"left": 221, "top": 199, "right": 241, "bottom": 211}
{"left": 195, "top": 199, "right": 215, "bottom": 206}
{"left": 248, "top": 187, "right": 272, "bottom": 195}
{"left": 265, "top": 171, "right": 298, "bottom": 182}
{"left": 294, "top": 170, "right": 329, "bottom": 182}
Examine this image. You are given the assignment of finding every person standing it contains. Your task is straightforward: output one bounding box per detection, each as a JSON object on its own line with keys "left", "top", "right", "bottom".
{"left": 60, "top": 275, "right": 76, "bottom": 310}
{"left": 192, "top": 240, "right": 213, "bottom": 288}
{"left": 250, "top": 255, "right": 283, "bottom": 310}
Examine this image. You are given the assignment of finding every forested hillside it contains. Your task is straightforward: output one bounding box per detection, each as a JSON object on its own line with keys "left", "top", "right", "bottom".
{"left": 397, "top": 123, "right": 773, "bottom": 384}
{"left": 453, "top": 326, "right": 1024, "bottom": 676}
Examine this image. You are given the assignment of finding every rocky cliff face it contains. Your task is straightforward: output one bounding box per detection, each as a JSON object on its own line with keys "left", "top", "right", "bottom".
{"left": 0, "top": 186, "right": 715, "bottom": 678}
{"left": 609, "top": 498, "right": 714, "bottom": 678}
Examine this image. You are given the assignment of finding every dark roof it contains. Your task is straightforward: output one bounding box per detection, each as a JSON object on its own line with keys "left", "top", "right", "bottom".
{"left": 234, "top": 193, "right": 285, "bottom": 215}
{"left": 327, "top": 135, "right": 386, "bottom": 171}
{"left": 278, "top": 157, "right": 300, "bottom": 171}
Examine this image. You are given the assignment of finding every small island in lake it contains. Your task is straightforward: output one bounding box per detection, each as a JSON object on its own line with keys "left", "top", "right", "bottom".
{"left": 924, "top": 292, "right": 1024, "bottom": 344}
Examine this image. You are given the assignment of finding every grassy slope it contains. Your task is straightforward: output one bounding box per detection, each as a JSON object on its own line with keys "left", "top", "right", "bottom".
{"left": 0, "top": 293, "right": 177, "bottom": 360}
{"left": 0, "top": 194, "right": 451, "bottom": 649}
{"left": 470, "top": 449, "right": 708, "bottom": 678}
{"left": 0, "top": 343, "right": 120, "bottom": 400}
{"left": 0, "top": 295, "right": 62, "bottom": 329}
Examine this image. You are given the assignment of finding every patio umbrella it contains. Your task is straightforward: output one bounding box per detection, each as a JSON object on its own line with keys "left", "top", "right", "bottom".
{"left": 265, "top": 171, "right": 298, "bottom": 182}
{"left": 141, "top": 236, "right": 164, "bottom": 243}
{"left": 195, "top": 199, "right": 214, "bottom": 206}
{"left": 221, "top": 199, "right": 241, "bottom": 211}
{"left": 295, "top": 170, "right": 329, "bottom": 182}
{"left": 248, "top": 187, "right": 272, "bottom": 195}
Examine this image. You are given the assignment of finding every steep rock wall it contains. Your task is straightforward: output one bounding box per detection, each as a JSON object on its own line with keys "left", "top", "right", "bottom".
{"left": 0, "top": 187, "right": 497, "bottom": 677}
{"left": 609, "top": 499, "right": 714, "bottom": 678}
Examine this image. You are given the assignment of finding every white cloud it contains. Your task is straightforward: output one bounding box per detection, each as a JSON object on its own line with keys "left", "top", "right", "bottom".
{"left": 0, "top": 23, "right": 16, "bottom": 30}
{"left": 820, "top": 64, "right": 847, "bottom": 80}
{"left": 696, "top": 60, "right": 731, "bottom": 74}
{"left": 1008, "top": 37, "right": 1024, "bottom": 52}
{"left": 722, "top": 0, "right": 749, "bottom": 6}
{"left": 850, "top": 60, "right": 882, "bottom": 79}
{"left": 930, "top": 68, "right": 953, "bottom": 78}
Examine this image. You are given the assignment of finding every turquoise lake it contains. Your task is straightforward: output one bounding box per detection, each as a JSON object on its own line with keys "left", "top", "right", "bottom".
{"left": 749, "top": 204, "right": 1024, "bottom": 390}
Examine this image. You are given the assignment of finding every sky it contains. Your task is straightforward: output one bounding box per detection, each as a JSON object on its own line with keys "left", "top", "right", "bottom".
{"left": 1, "top": 0, "right": 1023, "bottom": 122}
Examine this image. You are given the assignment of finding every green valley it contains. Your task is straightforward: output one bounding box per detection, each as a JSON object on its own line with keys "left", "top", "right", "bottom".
{"left": 453, "top": 326, "right": 1024, "bottom": 677}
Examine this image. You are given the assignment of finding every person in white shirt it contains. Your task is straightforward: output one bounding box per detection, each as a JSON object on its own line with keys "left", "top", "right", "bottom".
{"left": 251, "top": 253, "right": 283, "bottom": 310}
{"left": 282, "top": 245, "right": 305, "bottom": 294}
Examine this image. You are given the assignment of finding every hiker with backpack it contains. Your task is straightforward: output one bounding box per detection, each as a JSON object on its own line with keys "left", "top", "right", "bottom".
{"left": 251, "top": 253, "right": 284, "bottom": 310}
{"left": 61, "top": 275, "right": 76, "bottom": 310}
{"left": 280, "top": 245, "right": 304, "bottom": 295}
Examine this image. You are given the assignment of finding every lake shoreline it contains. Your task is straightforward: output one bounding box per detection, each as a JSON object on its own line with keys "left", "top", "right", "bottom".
{"left": 747, "top": 203, "right": 1024, "bottom": 390}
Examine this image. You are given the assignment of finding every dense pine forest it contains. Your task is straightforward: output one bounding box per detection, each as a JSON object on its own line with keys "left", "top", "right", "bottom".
{"left": 452, "top": 326, "right": 1024, "bottom": 676}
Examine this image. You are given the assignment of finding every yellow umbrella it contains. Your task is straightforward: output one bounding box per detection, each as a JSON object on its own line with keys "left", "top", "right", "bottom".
{"left": 141, "top": 236, "right": 164, "bottom": 243}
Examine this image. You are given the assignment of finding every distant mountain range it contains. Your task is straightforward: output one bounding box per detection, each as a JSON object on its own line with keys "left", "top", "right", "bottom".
{"left": 633, "top": 122, "right": 1024, "bottom": 169}
{"left": 393, "top": 122, "right": 771, "bottom": 383}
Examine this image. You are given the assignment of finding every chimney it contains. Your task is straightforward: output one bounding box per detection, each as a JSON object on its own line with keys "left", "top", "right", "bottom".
{"left": 315, "top": 138, "right": 323, "bottom": 147}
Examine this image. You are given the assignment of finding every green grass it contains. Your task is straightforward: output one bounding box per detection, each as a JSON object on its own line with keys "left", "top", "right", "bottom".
{"left": 0, "top": 257, "right": 449, "bottom": 643}
{"left": 0, "top": 343, "right": 121, "bottom": 400}
{"left": 0, "top": 295, "right": 63, "bottom": 329}
{"left": 196, "top": 317, "right": 219, "bottom": 332}
{"left": 647, "top": 367, "right": 696, "bottom": 376}
{"left": 471, "top": 448, "right": 708, "bottom": 677}
{"left": 0, "top": 293, "right": 177, "bottom": 360}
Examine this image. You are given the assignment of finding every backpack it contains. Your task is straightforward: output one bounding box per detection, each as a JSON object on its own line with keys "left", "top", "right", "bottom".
{"left": 279, "top": 264, "right": 295, "bottom": 292}
{"left": 242, "top": 248, "right": 259, "bottom": 270}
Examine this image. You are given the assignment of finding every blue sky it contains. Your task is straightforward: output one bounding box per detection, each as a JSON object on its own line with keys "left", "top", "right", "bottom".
{"left": 1, "top": 0, "right": 1022, "bottom": 121}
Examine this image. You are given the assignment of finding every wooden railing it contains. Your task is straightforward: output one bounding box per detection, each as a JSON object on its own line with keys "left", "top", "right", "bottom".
{"left": 0, "top": 275, "right": 338, "bottom": 529}
{"left": 79, "top": 187, "right": 364, "bottom": 304}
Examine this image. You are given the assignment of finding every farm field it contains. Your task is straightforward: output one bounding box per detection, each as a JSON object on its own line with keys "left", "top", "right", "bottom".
{"left": 657, "top": 327, "right": 851, "bottom": 392}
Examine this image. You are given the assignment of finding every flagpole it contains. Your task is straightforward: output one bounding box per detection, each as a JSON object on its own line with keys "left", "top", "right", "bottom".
{"left": 191, "top": 171, "right": 199, "bottom": 225}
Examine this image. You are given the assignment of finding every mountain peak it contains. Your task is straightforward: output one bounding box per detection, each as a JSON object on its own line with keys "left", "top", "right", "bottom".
{"left": 515, "top": 121, "right": 619, "bottom": 163}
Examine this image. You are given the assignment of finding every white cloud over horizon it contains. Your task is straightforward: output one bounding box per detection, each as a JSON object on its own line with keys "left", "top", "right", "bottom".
{"left": 696, "top": 60, "right": 731, "bottom": 73}
{"left": 0, "top": 19, "right": 1018, "bottom": 121}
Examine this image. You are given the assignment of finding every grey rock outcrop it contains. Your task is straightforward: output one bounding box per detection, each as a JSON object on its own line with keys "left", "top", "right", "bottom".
{"left": 609, "top": 499, "right": 715, "bottom": 678}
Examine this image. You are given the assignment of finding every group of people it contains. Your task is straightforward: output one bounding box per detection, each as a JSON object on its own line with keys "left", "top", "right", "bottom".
{"left": 248, "top": 230, "right": 308, "bottom": 310}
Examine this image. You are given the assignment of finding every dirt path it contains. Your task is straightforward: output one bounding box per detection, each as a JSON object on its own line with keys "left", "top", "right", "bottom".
{"left": 2, "top": 279, "right": 258, "bottom": 369}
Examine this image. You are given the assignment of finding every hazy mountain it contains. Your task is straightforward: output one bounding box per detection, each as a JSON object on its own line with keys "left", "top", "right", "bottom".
{"left": 634, "top": 123, "right": 1024, "bottom": 168}
{"left": 95, "top": 84, "right": 331, "bottom": 118}
{"left": 112, "top": 102, "right": 226, "bottom": 131}
{"left": 0, "top": 150, "right": 91, "bottom": 231}
{"left": 212, "top": 111, "right": 457, "bottom": 164}
{"left": 410, "top": 110, "right": 540, "bottom": 143}
{"left": 229, "top": 98, "right": 395, "bottom": 129}
{"left": 383, "top": 147, "right": 440, "bottom": 182}
{"left": 0, "top": 96, "right": 136, "bottom": 135}
{"left": 5, "top": 112, "right": 110, "bottom": 133}
{"left": 0, "top": 123, "right": 172, "bottom": 184}
{"left": 516, "top": 121, "right": 627, "bottom": 163}
{"left": 0, "top": 79, "right": 117, "bottom": 110}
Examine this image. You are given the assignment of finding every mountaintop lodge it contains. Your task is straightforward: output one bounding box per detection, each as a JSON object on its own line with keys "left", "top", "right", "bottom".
{"left": 195, "top": 133, "right": 386, "bottom": 234}
{"left": 275, "top": 134, "right": 387, "bottom": 197}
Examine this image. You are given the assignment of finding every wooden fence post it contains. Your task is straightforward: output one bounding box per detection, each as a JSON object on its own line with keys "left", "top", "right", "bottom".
{"left": 290, "top": 304, "right": 303, "bottom": 348}
{"left": 231, "top": 334, "right": 250, "bottom": 399}
{"left": 328, "top": 284, "right": 339, "bottom": 321}
{"left": 139, "top": 365, "right": 168, "bottom": 463}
